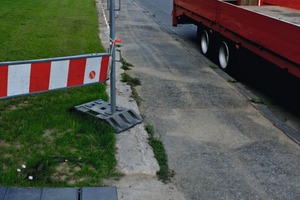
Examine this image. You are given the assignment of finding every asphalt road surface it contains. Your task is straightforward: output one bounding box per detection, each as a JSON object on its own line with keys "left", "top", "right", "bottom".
{"left": 133, "top": 0, "right": 300, "bottom": 135}
{"left": 116, "top": 0, "right": 300, "bottom": 199}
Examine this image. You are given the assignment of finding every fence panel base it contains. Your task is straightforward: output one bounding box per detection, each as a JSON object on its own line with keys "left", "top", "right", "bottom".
{"left": 74, "top": 99, "right": 142, "bottom": 133}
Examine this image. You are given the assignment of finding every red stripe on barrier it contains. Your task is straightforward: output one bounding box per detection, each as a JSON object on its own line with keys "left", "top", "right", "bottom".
{"left": 67, "top": 59, "right": 86, "bottom": 87}
{"left": 0, "top": 66, "right": 8, "bottom": 97}
{"left": 100, "top": 56, "right": 110, "bottom": 82}
{"left": 30, "top": 62, "right": 51, "bottom": 93}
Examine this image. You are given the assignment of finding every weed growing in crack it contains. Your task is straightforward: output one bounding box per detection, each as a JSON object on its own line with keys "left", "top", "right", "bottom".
{"left": 120, "top": 57, "right": 133, "bottom": 70}
{"left": 118, "top": 52, "right": 143, "bottom": 104}
{"left": 131, "top": 87, "right": 143, "bottom": 106}
{"left": 251, "top": 98, "right": 269, "bottom": 106}
{"left": 227, "top": 79, "right": 237, "bottom": 83}
{"left": 121, "top": 73, "right": 141, "bottom": 87}
{"left": 121, "top": 72, "right": 143, "bottom": 105}
{"left": 145, "top": 124, "right": 172, "bottom": 183}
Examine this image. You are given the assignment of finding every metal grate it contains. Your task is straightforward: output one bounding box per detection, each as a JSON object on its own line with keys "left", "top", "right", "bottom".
{"left": 74, "top": 99, "right": 142, "bottom": 133}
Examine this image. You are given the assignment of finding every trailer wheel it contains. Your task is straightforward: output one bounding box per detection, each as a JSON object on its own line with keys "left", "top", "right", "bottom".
{"left": 218, "top": 41, "right": 230, "bottom": 70}
{"left": 200, "top": 30, "right": 210, "bottom": 55}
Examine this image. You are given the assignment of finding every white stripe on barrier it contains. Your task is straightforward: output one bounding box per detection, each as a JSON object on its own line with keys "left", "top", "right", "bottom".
{"left": 84, "top": 57, "right": 101, "bottom": 84}
{"left": 49, "top": 60, "right": 69, "bottom": 90}
{"left": 8, "top": 64, "right": 31, "bottom": 96}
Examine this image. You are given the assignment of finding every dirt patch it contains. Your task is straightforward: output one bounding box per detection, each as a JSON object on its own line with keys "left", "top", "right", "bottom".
{"left": 52, "top": 161, "right": 89, "bottom": 185}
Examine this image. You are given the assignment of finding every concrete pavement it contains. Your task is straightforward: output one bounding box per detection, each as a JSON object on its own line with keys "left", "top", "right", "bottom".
{"left": 97, "top": 0, "right": 186, "bottom": 199}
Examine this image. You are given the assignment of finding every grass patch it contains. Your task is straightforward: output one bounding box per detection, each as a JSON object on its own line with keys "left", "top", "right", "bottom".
{"left": 251, "top": 98, "right": 269, "bottom": 106}
{"left": 0, "top": 85, "right": 121, "bottom": 187}
{"left": 227, "top": 79, "right": 237, "bottom": 83}
{"left": 0, "top": 0, "right": 104, "bottom": 61}
{"left": 121, "top": 73, "right": 141, "bottom": 87}
{"left": 145, "top": 124, "right": 171, "bottom": 183}
{"left": 131, "top": 87, "right": 143, "bottom": 106}
{"left": 121, "top": 72, "right": 143, "bottom": 105}
{"left": 0, "top": 0, "right": 119, "bottom": 187}
{"left": 120, "top": 57, "right": 133, "bottom": 70}
{"left": 209, "top": 65, "right": 218, "bottom": 69}
{"left": 118, "top": 52, "right": 142, "bottom": 104}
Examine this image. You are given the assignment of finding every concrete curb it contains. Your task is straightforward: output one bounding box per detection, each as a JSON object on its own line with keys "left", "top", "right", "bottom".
{"left": 106, "top": 61, "right": 160, "bottom": 176}
{"left": 97, "top": 0, "right": 159, "bottom": 177}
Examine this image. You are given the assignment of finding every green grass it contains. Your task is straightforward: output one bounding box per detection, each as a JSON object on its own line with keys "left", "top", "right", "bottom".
{"left": 227, "top": 79, "right": 237, "bottom": 83}
{"left": 120, "top": 56, "right": 133, "bottom": 70}
{"left": 251, "top": 98, "right": 270, "bottom": 106}
{"left": 0, "top": 0, "right": 105, "bottom": 61}
{"left": 145, "top": 124, "right": 171, "bottom": 183}
{"left": 0, "top": 86, "right": 121, "bottom": 187}
{"left": 121, "top": 72, "right": 141, "bottom": 86}
{"left": 120, "top": 72, "right": 143, "bottom": 105}
{"left": 0, "top": 0, "right": 120, "bottom": 187}
{"left": 118, "top": 52, "right": 142, "bottom": 105}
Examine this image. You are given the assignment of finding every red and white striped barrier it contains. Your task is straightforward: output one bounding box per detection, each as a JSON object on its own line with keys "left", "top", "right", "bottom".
{"left": 0, "top": 54, "right": 110, "bottom": 99}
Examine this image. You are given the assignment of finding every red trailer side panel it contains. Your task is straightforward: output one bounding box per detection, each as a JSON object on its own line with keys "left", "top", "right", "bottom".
{"left": 261, "top": 0, "right": 300, "bottom": 10}
{"left": 174, "top": 0, "right": 218, "bottom": 24}
{"left": 173, "top": 0, "right": 300, "bottom": 78}
{"left": 219, "top": 2, "right": 300, "bottom": 65}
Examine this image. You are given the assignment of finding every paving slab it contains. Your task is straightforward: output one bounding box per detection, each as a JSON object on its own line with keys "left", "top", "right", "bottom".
{"left": 0, "top": 188, "right": 6, "bottom": 200}
{"left": 3, "top": 188, "right": 41, "bottom": 200}
{"left": 82, "top": 187, "right": 117, "bottom": 200}
{"left": 41, "top": 188, "right": 77, "bottom": 200}
{"left": 0, "top": 187, "right": 117, "bottom": 200}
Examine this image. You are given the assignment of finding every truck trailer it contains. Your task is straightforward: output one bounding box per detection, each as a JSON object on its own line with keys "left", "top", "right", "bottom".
{"left": 172, "top": 0, "right": 300, "bottom": 78}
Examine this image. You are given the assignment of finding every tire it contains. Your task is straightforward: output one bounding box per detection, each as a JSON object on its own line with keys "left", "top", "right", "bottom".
{"left": 218, "top": 41, "right": 238, "bottom": 71}
{"left": 219, "top": 41, "right": 230, "bottom": 70}
{"left": 200, "top": 29, "right": 210, "bottom": 55}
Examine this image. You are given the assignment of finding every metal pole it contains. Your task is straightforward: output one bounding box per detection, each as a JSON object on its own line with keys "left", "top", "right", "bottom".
{"left": 109, "top": 0, "right": 116, "bottom": 114}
